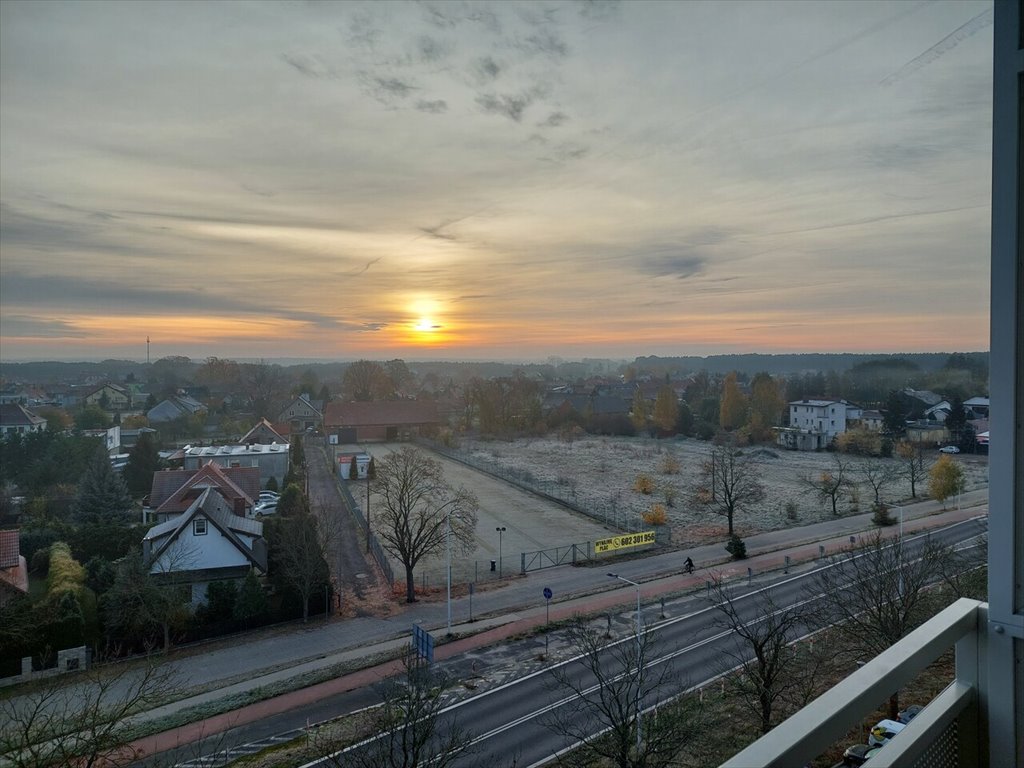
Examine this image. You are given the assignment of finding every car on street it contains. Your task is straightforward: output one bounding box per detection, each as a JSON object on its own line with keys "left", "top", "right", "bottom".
{"left": 258, "top": 491, "right": 279, "bottom": 502}
{"left": 837, "top": 743, "right": 882, "bottom": 766}
{"left": 898, "top": 704, "right": 923, "bottom": 724}
{"left": 253, "top": 500, "right": 277, "bottom": 517}
{"left": 939, "top": 445, "right": 960, "bottom": 454}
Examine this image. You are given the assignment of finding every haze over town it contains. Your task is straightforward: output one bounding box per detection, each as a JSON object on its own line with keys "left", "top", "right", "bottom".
{"left": 0, "top": 1, "right": 992, "bottom": 362}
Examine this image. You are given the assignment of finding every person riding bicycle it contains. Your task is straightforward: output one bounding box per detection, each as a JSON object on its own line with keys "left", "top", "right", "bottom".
{"left": 684, "top": 556, "right": 694, "bottom": 574}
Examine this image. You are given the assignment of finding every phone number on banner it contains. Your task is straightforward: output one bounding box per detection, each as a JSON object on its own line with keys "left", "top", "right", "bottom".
{"left": 595, "top": 530, "right": 656, "bottom": 554}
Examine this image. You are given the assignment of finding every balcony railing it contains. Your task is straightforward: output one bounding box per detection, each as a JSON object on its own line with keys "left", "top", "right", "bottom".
{"left": 721, "top": 597, "right": 987, "bottom": 768}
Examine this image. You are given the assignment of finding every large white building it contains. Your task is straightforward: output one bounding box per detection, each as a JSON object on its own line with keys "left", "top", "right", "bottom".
{"left": 777, "top": 399, "right": 861, "bottom": 451}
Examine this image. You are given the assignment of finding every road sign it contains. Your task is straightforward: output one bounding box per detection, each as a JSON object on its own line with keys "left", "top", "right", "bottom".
{"left": 543, "top": 587, "right": 553, "bottom": 600}
{"left": 412, "top": 623, "right": 434, "bottom": 664}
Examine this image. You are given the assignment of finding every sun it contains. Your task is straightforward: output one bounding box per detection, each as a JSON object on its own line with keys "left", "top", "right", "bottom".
{"left": 414, "top": 318, "right": 440, "bottom": 333}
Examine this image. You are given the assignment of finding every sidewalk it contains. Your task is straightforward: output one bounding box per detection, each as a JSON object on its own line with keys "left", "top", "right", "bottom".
{"left": 128, "top": 493, "right": 987, "bottom": 759}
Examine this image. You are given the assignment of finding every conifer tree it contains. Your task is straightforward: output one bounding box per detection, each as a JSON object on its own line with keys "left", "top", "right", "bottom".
{"left": 73, "top": 447, "right": 132, "bottom": 526}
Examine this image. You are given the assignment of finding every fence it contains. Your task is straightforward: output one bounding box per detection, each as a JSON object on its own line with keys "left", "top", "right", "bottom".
{"left": 332, "top": 460, "right": 396, "bottom": 588}
{"left": 417, "top": 438, "right": 653, "bottom": 534}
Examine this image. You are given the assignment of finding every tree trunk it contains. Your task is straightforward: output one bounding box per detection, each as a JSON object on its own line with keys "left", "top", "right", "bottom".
{"left": 162, "top": 622, "right": 171, "bottom": 652}
{"left": 302, "top": 594, "right": 309, "bottom": 622}
{"left": 888, "top": 691, "right": 900, "bottom": 720}
{"left": 405, "top": 564, "right": 417, "bottom": 603}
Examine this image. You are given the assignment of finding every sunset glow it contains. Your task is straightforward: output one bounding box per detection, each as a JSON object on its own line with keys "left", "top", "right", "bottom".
{"left": 0, "top": 1, "right": 992, "bottom": 361}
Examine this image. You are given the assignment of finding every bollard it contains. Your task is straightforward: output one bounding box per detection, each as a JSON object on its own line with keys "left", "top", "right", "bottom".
{"left": 747, "top": 567, "right": 752, "bottom": 584}
{"left": 660, "top": 597, "right": 666, "bottom": 619}
{"left": 784, "top": 555, "right": 790, "bottom": 574}
{"left": 606, "top": 613, "right": 612, "bottom": 638}
{"left": 819, "top": 544, "right": 825, "bottom": 559}
{"left": 706, "top": 580, "right": 711, "bottom": 597}
{"left": 850, "top": 535, "right": 856, "bottom": 545}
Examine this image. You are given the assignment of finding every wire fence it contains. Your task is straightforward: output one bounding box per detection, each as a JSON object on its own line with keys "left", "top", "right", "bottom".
{"left": 417, "top": 438, "right": 653, "bottom": 534}
{"left": 335, "top": 473, "right": 395, "bottom": 587}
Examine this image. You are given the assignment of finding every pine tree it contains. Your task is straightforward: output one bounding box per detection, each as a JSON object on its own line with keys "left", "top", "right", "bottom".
{"left": 124, "top": 432, "right": 160, "bottom": 498}
{"left": 73, "top": 447, "right": 132, "bottom": 525}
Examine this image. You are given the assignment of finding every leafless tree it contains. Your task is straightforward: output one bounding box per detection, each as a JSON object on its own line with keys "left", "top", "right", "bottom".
{"left": 935, "top": 534, "right": 987, "bottom": 600}
{"left": 270, "top": 506, "right": 333, "bottom": 621}
{"left": 708, "top": 577, "right": 834, "bottom": 734}
{"left": 810, "top": 531, "right": 948, "bottom": 718}
{"left": 372, "top": 447, "right": 479, "bottom": 603}
{"left": 803, "top": 453, "right": 852, "bottom": 516}
{"left": 544, "top": 618, "right": 705, "bottom": 768}
{"left": 103, "top": 550, "right": 194, "bottom": 652}
{"left": 860, "top": 460, "right": 899, "bottom": 508}
{"left": 321, "top": 650, "right": 476, "bottom": 768}
{"left": 342, "top": 360, "right": 393, "bottom": 402}
{"left": 0, "top": 656, "right": 177, "bottom": 768}
{"left": 895, "top": 441, "right": 930, "bottom": 498}
{"left": 690, "top": 441, "right": 765, "bottom": 536}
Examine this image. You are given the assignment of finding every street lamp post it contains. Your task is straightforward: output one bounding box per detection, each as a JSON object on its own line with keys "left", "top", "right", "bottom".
{"left": 496, "top": 526, "right": 506, "bottom": 577}
{"left": 444, "top": 512, "right": 452, "bottom": 638}
{"left": 608, "top": 572, "right": 642, "bottom": 755}
{"left": 365, "top": 477, "right": 371, "bottom": 554}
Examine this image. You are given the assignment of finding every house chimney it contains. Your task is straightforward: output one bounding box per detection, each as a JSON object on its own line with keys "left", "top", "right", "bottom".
{"left": 234, "top": 497, "right": 245, "bottom": 517}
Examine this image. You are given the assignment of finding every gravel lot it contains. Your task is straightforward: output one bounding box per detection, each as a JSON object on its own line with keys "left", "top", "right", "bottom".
{"left": 342, "top": 437, "right": 986, "bottom": 589}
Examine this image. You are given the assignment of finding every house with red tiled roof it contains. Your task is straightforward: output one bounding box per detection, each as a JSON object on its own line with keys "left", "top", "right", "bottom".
{"left": 148, "top": 463, "right": 260, "bottom": 522}
{"left": 323, "top": 400, "right": 440, "bottom": 443}
{"left": 143, "top": 488, "right": 267, "bottom": 605}
{"left": 0, "top": 530, "right": 29, "bottom": 605}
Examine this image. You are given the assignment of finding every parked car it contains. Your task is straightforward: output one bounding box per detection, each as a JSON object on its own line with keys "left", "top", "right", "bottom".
{"left": 258, "top": 491, "right": 279, "bottom": 502}
{"left": 898, "top": 704, "right": 923, "bottom": 724}
{"left": 254, "top": 500, "right": 277, "bottom": 517}
{"left": 868, "top": 719, "right": 905, "bottom": 747}
{"left": 939, "top": 445, "right": 960, "bottom": 454}
{"left": 839, "top": 743, "right": 882, "bottom": 766}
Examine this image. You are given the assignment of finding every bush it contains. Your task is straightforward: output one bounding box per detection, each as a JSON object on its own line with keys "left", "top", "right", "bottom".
{"left": 633, "top": 474, "right": 655, "bottom": 495}
{"left": 785, "top": 501, "right": 798, "bottom": 521}
{"left": 872, "top": 502, "right": 895, "bottom": 526}
{"left": 725, "top": 534, "right": 747, "bottom": 560}
{"left": 265, "top": 476, "right": 279, "bottom": 492}
{"left": 658, "top": 455, "right": 681, "bottom": 475}
{"left": 643, "top": 504, "right": 668, "bottom": 526}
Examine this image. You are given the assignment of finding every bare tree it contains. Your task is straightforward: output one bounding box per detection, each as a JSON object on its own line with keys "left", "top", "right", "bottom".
{"left": 690, "top": 441, "right": 765, "bottom": 536}
{"left": 545, "top": 618, "right": 705, "bottom": 768}
{"left": 372, "top": 447, "right": 479, "bottom": 603}
{"left": 708, "top": 577, "right": 831, "bottom": 734}
{"left": 323, "top": 650, "right": 476, "bottom": 768}
{"left": 803, "top": 454, "right": 851, "bottom": 516}
{"left": 810, "top": 531, "right": 948, "bottom": 718}
{"left": 0, "top": 656, "right": 177, "bottom": 768}
{"left": 860, "top": 461, "right": 898, "bottom": 508}
{"left": 895, "top": 441, "right": 929, "bottom": 498}
{"left": 342, "top": 360, "right": 393, "bottom": 402}
{"left": 103, "top": 552, "right": 192, "bottom": 652}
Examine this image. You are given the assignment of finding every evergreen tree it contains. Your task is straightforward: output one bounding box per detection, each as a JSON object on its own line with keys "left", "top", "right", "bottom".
{"left": 73, "top": 448, "right": 132, "bottom": 526}
{"left": 945, "top": 394, "right": 967, "bottom": 441}
{"left": 882, "top": 390, "right": 907, "bottom": 436}
{"left": 124, "top": 432, "right": 161, "bottom": 498}
{"left": 233, "top": 569, "right": 268, "bottom": 624}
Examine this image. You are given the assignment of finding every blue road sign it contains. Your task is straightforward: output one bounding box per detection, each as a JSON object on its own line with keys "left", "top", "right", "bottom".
{"left": 543, "top": 587, "right": 553, "bottom": 600}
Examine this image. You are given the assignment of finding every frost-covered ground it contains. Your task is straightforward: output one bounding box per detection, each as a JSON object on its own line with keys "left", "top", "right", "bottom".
{"left": 453, "top": 436, "right": 989, "bottom": 547}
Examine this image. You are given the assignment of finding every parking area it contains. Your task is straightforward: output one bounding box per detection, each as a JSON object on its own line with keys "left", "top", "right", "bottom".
{"left": 335, "top": 442, "right": 616, "bottom": 586}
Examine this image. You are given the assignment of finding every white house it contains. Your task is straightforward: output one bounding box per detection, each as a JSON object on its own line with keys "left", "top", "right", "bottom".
{"left": 182, "top": 443, "right": 290, "bottom": 489}
{"left": 778, "top": 399, "right": 860, "bottom": 451}
{"left": 142, "top": 488, "right": 267, "bottom": 605}
{"left": 0, "top": 404, "right": 47, "bottom": 438}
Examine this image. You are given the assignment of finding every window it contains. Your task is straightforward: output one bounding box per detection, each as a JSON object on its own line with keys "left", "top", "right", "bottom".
{"left": 193, "top": 518, "right": 208, "bottom": 536}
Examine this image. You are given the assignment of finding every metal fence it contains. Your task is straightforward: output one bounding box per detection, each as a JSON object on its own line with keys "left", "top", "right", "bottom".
{"left": 335, "top": 470, "right": 395, "bottom": 587}
{"left": 417, "top": 438, "right": 650, "bottom": 534}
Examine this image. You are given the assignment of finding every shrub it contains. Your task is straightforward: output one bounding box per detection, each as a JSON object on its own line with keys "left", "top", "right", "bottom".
{"left": 643, "top": 504, "right": 668, "bottom": 526}
{"left": 265, "top": 476, "right": 279, "bottom": 492}
{"left": 663, "top": 487, "right": 677, "bottom": 508}
{"left": 658, "top": 455, "right": 681, "bottom": 475}
{"left": 725, "top": 534, "right": 747, "bottom": 560}
{"left": 785, "top": 501, "right": 798, "bottom": 521}
{"left": 872, "top": 502, "right": 895, "bottom": 526}
{"left": 633, "top": 474, "right": 655, "bottom": 495}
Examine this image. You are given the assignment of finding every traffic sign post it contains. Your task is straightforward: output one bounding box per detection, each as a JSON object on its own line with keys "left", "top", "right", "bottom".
{"left": 469, "top": 582, "right": 475, "bottom": 623}
{"left": 543, "top": 587, "right": 553, "bottom": 656}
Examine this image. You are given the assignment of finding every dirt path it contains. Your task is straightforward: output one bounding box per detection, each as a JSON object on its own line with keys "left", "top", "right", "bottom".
{"left": 304, "top": 435, "right": 382, "bottom": 610}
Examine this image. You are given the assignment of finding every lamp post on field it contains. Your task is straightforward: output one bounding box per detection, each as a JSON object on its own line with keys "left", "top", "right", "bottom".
{"left": 365, "top": 476, "right": 371, "bottom": 554}
{"left": 496, "top": 526, "right": 506, "bottom": 577}
{"left": 446, "top": 509, "right": 453, "bottom": 635}
{"left": 608, "top": 572, "right": 642, "bottom": 755}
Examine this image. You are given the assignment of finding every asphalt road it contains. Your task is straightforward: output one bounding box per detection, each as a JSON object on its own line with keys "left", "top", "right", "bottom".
{"left": 294, "top": 516, "right": 988, "bottom": 768}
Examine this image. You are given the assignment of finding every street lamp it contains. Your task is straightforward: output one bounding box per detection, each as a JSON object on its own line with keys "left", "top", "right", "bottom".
{"left": 446, "top": 509, "right": 453, "bottom": 635}
{"left": 496, "top": 526, "right": 506, "bottom": 577}
{"left": 365, "top": 475, "right": 371, "bottom": 554}
{"left": 608, "top": 572, "right": 642, "bottom": 754}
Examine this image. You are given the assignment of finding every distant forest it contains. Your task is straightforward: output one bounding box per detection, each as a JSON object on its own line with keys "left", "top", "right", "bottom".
{"left": 0, "top": 351, "right": 989, "bottom": 385}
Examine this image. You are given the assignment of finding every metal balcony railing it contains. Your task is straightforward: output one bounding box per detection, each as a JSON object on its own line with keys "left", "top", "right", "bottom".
{"left": 721, "top": 598, "right": 987, "bottom": 768}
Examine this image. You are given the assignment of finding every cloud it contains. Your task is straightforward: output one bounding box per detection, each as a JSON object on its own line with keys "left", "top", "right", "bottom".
{"left": 476, "top": 91, "right": 535, "bottom": 122}
{"left": 636, "top": 253, "right": 708, "bottom": 279}
{"left": 473, "top": 55, "right": 502, "bottom": 83}
{"left": 416, "top": 35, "right": 452, "bottom": 63}
{"left": 0, "top": 315, "right": 88, "bottom": 338}
{"left": 280, "top": 53, "right": 338, "bottom": 79}
{"left": 538, "top": 111, "right": 568, "bottom": 127}
{"left": 415, "top": 99, "right": 448, "bottom": 114}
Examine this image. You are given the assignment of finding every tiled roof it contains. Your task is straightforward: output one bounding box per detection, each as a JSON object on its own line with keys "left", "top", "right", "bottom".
{"left": 240, "top": 418, "right": 288, "bottom": 444}
{"left": 149, "top": 465, "right": 260, "bottom": 512}
{"left": 0, "top": 530, "right": 20, "bottom": 569}
{"left": 0, "top": 403, "right": 46, "bottom": 428}
{"left": 324, "top": 400, "right": 439, "bottom": 427}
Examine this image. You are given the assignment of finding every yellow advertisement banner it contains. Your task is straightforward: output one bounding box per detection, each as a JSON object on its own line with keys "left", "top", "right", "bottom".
{"left": 595, "top": 530, "right": 656, "bottom": 554}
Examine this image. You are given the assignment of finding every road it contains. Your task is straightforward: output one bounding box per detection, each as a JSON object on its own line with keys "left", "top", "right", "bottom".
{"left": 300, "top": 516, "right": 987, "bottom": 768}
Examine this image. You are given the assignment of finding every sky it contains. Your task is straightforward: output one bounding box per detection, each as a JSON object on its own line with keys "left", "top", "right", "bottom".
{"left": 0, "top": 0, "right": 994, "bottom": 363}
